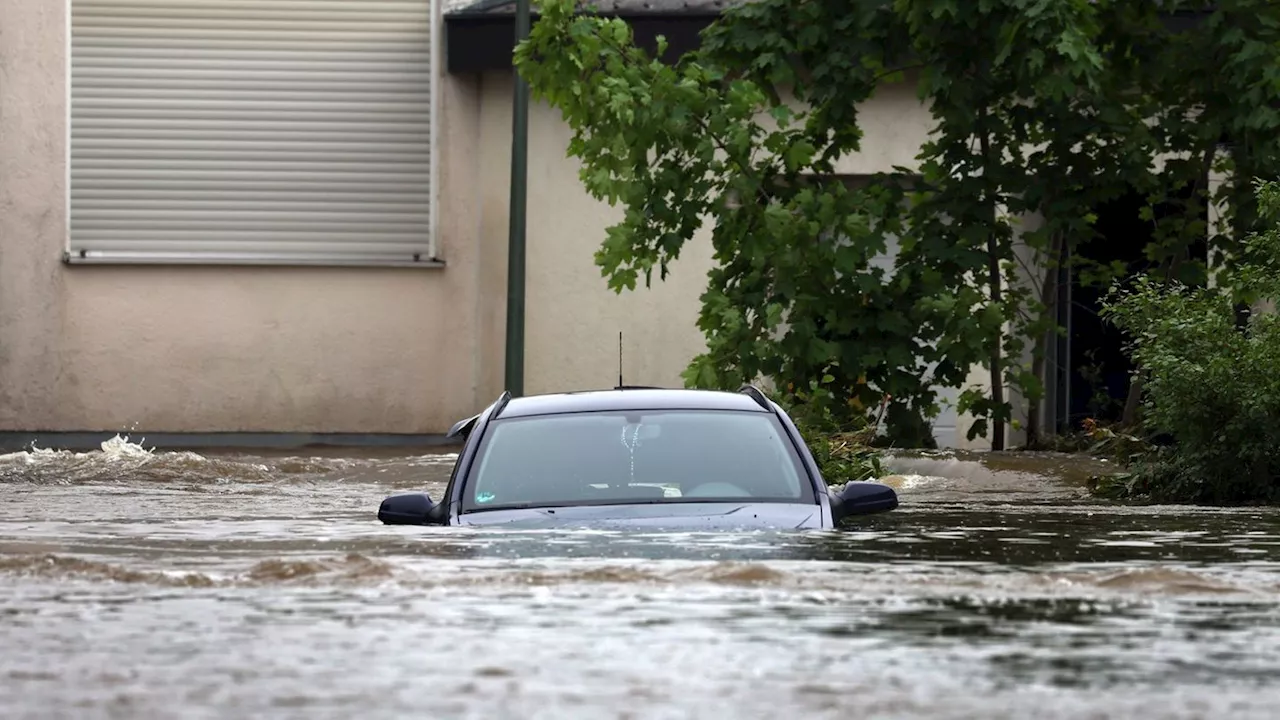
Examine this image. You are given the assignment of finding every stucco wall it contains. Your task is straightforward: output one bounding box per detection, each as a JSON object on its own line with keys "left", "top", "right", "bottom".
{"left": 0, "top": 1, "right": 1063, "bottom": 445}
{"left": 0, "top": 1, "right": 67, "bottom": 431}
{"left": 477, "top": 72, "right": 718, "bottom": 396}
{"left": 0, "top": 0, "right": 488, "bottom": 434}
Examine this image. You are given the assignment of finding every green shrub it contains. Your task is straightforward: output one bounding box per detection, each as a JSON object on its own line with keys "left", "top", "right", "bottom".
{"left": 769, "top": 367, "right": 886, "bottom": 485}
{"left": 1099, "top": 179, "right": 1280, "bottom": 503}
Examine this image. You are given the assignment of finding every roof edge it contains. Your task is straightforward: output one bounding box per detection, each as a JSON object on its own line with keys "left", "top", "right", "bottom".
{"left": 445, "top": 0, "right": 742, "bottom": 17}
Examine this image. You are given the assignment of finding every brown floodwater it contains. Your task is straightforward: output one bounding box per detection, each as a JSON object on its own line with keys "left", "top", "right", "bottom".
{"left": 3, "top": 438, "right": 1280, "bottom": 719}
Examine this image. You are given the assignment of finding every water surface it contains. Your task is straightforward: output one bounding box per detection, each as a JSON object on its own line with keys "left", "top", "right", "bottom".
{"left": 3, "top": 439, "right": 1279, "bottom": 719}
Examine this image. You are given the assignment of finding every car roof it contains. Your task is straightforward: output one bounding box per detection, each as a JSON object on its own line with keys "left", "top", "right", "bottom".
{"left": 495, "top": 387, "right": 772, "bottom": 419}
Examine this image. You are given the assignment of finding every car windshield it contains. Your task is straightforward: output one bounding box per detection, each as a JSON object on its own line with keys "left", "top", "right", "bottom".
{"left": 461, "top": 409, "right": 814, "bottom": 512}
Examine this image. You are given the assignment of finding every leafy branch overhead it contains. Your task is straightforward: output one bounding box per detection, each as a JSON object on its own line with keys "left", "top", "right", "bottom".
{"left": 515, "top": 0, "right": 1280, "bottom": 447}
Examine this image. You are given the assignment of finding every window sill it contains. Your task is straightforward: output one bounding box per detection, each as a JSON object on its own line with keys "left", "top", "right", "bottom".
{"left": 62, "top": 251, "right": 447, "bottom": 269}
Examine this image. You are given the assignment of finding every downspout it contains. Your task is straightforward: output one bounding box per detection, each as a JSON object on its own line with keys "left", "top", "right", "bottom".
{"left": 503, "top": 0, "right": 530, "bottom": 397}
{"left": 429, "top": 0, "right": 441, "bottom": 260}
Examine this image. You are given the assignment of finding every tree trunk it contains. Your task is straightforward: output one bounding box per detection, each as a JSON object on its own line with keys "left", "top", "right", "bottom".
{"left": 987, "top": 242, "right": 1006, "bottom": 451}
{"left": 1120, "top": 376, "right": 1144, "bottom": 427}
{"left": 978, "top": 107, "right": 1005, "bottom": 451}
{"left": 1026, "top": 232, "right": 1066, "bottom": 449}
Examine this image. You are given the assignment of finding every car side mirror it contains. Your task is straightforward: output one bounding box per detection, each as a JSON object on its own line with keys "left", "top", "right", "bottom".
{"left": 831, "top": 481, "right": 898, "bottom": 522}
{"left": 378, "top": 492, "right": 436, "bottom": 525}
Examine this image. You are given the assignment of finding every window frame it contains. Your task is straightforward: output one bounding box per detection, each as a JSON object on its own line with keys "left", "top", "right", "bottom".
{"left": 62, "top": 0, "right": 444, "bottom": 269}
{"left": 457, "top": 408, "right": 820, "bottom": 514}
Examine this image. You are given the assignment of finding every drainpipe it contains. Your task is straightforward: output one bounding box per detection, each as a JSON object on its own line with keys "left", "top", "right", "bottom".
{"left": 503, "top": 0, "right": 531, "bottom": 397}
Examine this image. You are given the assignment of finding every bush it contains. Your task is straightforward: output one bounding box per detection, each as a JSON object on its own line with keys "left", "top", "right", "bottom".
{"left": 1098, "top": 179, "right": 1280, "bottom": 503}
{"left": 770, "top": 368, "right": 886, "bottom": 486}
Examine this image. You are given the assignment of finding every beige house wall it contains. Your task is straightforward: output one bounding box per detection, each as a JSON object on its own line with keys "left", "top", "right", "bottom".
{"left": 2, "top": 2, "right": 1220, "bottom": 447}
{"left": 0, "top": 1, "right": 1043, "bottom": 447}
{"left": 0, "top": 0, "right": 491, "bottom": 435}
{"left": 475, "top": 72, "right": 718, "bottom": 398}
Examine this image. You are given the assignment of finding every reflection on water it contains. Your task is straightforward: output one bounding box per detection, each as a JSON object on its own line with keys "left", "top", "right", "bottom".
{"left": 3, "top": 438, "right": 1280, "bottom": 718}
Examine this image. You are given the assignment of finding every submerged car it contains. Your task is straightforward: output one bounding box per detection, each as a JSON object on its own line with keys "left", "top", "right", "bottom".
{"left": 377, "top": 386, "right": 898, "bottom": 530}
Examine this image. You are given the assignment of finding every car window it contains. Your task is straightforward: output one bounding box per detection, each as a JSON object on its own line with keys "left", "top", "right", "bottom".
{"left": 461, "top": 409, "right": 813, "bottom": 512}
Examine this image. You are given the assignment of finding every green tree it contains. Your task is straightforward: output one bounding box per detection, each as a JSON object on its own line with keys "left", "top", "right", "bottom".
{"left": 514, "top": 0, "right": 1280, "bottom": 447}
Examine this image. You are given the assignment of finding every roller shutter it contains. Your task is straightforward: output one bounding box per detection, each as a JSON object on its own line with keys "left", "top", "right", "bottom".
{"left": 69, "top": 0, "right": 438, "bottom": 266}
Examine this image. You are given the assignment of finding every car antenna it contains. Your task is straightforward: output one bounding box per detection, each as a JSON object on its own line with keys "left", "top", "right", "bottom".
{"left": 618, "top": 330, "right": 624, "bottom": 387}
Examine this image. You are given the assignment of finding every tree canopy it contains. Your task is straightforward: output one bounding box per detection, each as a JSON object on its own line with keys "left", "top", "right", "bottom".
{"left": 514, "top": 0, "right": 1280, "bottom": 448}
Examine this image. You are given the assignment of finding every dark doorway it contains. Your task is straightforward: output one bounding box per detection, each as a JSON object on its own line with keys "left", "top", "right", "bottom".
{"left": 1053, "top": 182, "right": 1209, "bottom": 433}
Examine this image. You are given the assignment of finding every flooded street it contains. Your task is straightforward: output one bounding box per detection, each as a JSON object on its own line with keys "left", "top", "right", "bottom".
{"left": 3, "top": 438, "right": 1280, "bottom": 719}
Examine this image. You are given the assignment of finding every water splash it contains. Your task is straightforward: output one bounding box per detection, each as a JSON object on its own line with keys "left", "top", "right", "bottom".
{"left": 876, "top": 473, "right": 932, "bottom": 492}
{"left": 0, "top": 434, "right": 275, "bottom": 485}
{"left": 0, "top": 434, "right": 156, "bottom": 466}
{"left": 0, "top": 434, "right": 456, "bottom": 487}
{"left": 98, "top": 433, "right": 157, "bottom": 459}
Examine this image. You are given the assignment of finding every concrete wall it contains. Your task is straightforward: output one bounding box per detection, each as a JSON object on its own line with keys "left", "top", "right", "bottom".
{"left": 0, "top": 0, "right": 492, "bottom": 435}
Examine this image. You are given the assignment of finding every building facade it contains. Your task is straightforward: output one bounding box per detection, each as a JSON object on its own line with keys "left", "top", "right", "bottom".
{"left": 0, "top": 0, "right": 1218, "bottom": 449}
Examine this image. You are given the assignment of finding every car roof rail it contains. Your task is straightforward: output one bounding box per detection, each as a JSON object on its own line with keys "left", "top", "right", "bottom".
{"left": 613, "top": 385, "right": 663, "bottom": 390}
{"left": 738, "top": 384, "right": 772, "bottom": 411}
{"left": 490, "top": 390, "right": 514, "bottom": 420}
